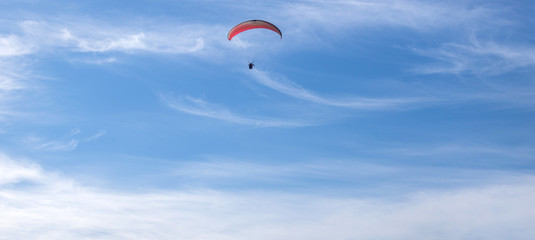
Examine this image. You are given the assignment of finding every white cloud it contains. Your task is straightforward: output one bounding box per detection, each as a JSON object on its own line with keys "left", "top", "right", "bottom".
{"left": 24, "top": 129, "right": 106, "bottom": 152}
{"left": 0, "top": 154, "right": 73, "bottom": 190}
{"left": 277, "top": 0, "right": 502, "bottom": 34}
{"left": 172, "top": 157, "right": 398, "bottom": 183}
{"left": 15, "top": 20, "right": 213, "bottom": 55}
{"left": 0, "top": 58, "right": 31, "bottom": 92}
{"left": 0, "top": 58, "right": 35, "bottom": 124}
{"left": 386, "top": 143, "right": 535, "bottom": 160}
{"left": 250, "top": 70, "right": 423, "bottom": 109}
{"left": 274, "top": 1, "right": 533, "bottom": 78}
{"left": 0, "top": 17, "right": 226, "bottom": 127}
{"left": 0, "top": 35, "right": 35, "bottom": 56}
{"left": 412, "top": 38, "right": 535, "bottom": 75}
{"left": 0, "top": 154, "right": 43, "bottom": 186}
{"left": 35, "top": 139, "right": 79, "bottom": 152}
{"left": 1, "top": 153, "right": 535, "bottom": 239}
{"left": 161, "top": 94, "right": 314, "bottom": 127}
{"left": 84, "top": 130, "right": 106, "bottom": 142}
{"left": 169, "top": 156, "right": 533, "bottom": 193}
{"left": 405, "top": 36, "right": 535, "bottom": 107}
{"left": 0, "top": 74, "right": 23, "bottom": 92}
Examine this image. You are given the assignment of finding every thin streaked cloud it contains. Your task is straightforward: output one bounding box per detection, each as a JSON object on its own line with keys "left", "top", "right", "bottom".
{"left": 168, "top": 155, "right": 534, "bottom": 192}
{"left": 161, "top": 94, "right": 315, "bottom": 127}
{"left": 0, "top": 17, "right": 222, "bottom": 123}
{"left": 84, "top": 130, "right": 106, "bottom": 142}
{"left": 0, "top": 58, "right": 35, "bottom": 123}
{"left": 412, "top": 38, "right": 535, "bottom": 75}
{"left": 277, "top": 0, "right": 505, "bottom": 33}
{"left": 384, "top": 143, "right": 535, "bottom": 162}
{"left": 250, "top": 70, "right": 424, "bottom": 110}
{"left": 0, "top": 34, "right": 35, "bottom": 56}
{"left": 172, "top": 157, "right": 397, "bottom": 182}
{"left": 35, "top": 139, "right": 79, "bottom": 152}
{"left": 15, "top": 20, "right": 213, "bottom": 55}
{"left": 22, "top": 129, "right": 106, "bottom": 152}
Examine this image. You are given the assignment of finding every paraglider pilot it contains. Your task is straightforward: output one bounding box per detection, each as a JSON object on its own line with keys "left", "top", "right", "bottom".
{"left": 228, "top": 20, "right": 281, "bottom": 70}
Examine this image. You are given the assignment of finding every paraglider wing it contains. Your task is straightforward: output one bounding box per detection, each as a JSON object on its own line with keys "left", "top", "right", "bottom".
{"left": 228, "top": 20, "right": 282, "bottom": 41}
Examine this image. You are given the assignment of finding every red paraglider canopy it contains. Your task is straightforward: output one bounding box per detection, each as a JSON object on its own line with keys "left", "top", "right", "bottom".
{"left": 227, "top": 20, "right": 282, "bottom": 41}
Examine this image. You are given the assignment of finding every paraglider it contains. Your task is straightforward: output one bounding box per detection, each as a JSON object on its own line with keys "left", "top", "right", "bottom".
{"left": 228, "top": 20, "right": 282, "bottom": 69}
{"left": 228, "top": 20, "right": 282, "bottom": 41}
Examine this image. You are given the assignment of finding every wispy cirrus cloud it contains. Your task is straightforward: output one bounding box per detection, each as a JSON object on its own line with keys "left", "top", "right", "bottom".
{"left": 386, "top": 143, "right": 535, "bottom": 160}
{"left": 412, "top": 37, "right": 535, "bottom": 75}
{"left": 250, "top": 70, "right": 424, "bottom": 110}
{"left": 273, "top": 1, "right": 533, "bottom": 78}
{"left": 0, "top": 17, "right": 222, "bottom": 123}
{"left": 34, "top": 139, "right": 79, "bottom": 152}
{"left": 276, "top": 0, "right": 505, "bottom": 34}
{"left": 161, "top": 94, "right": 314, "bottom": 127}
{"left": 16, "top": 20, "right": 212, "bottom": 55}
{"left": 171, "top": 156, "right": 398, "bottom": 184}
{"left": 166, "top": 153, "right": 535, "bottom": 193}
{"left": 0, "top": 17, "right": 226, "bottom": 65}
{"left": 1, "top": 153, "right": 535, "bottom": 240}
{"left": 0, "top": 58, "right": 35, "bottom": 123}
{"left": 23, "top": 129, "right": 106, "bottom": 152}
{"left": 84, "top": 130, "right": 106, "bottom": 142}
{"left": 0, "top": 35, "right": 35, "bottom": 56}
{"left": 407, "top": 35, "right": 535, "bottom": 107}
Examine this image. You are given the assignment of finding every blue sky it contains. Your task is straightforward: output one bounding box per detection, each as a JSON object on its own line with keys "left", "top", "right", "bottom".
{"left": 1, "top": 0, "right": 535, "bottom": 239}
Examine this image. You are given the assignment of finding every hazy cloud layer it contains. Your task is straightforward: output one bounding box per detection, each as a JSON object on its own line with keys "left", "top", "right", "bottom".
{"left": 1, "top": 154, "right": 535, "bottom": 240}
